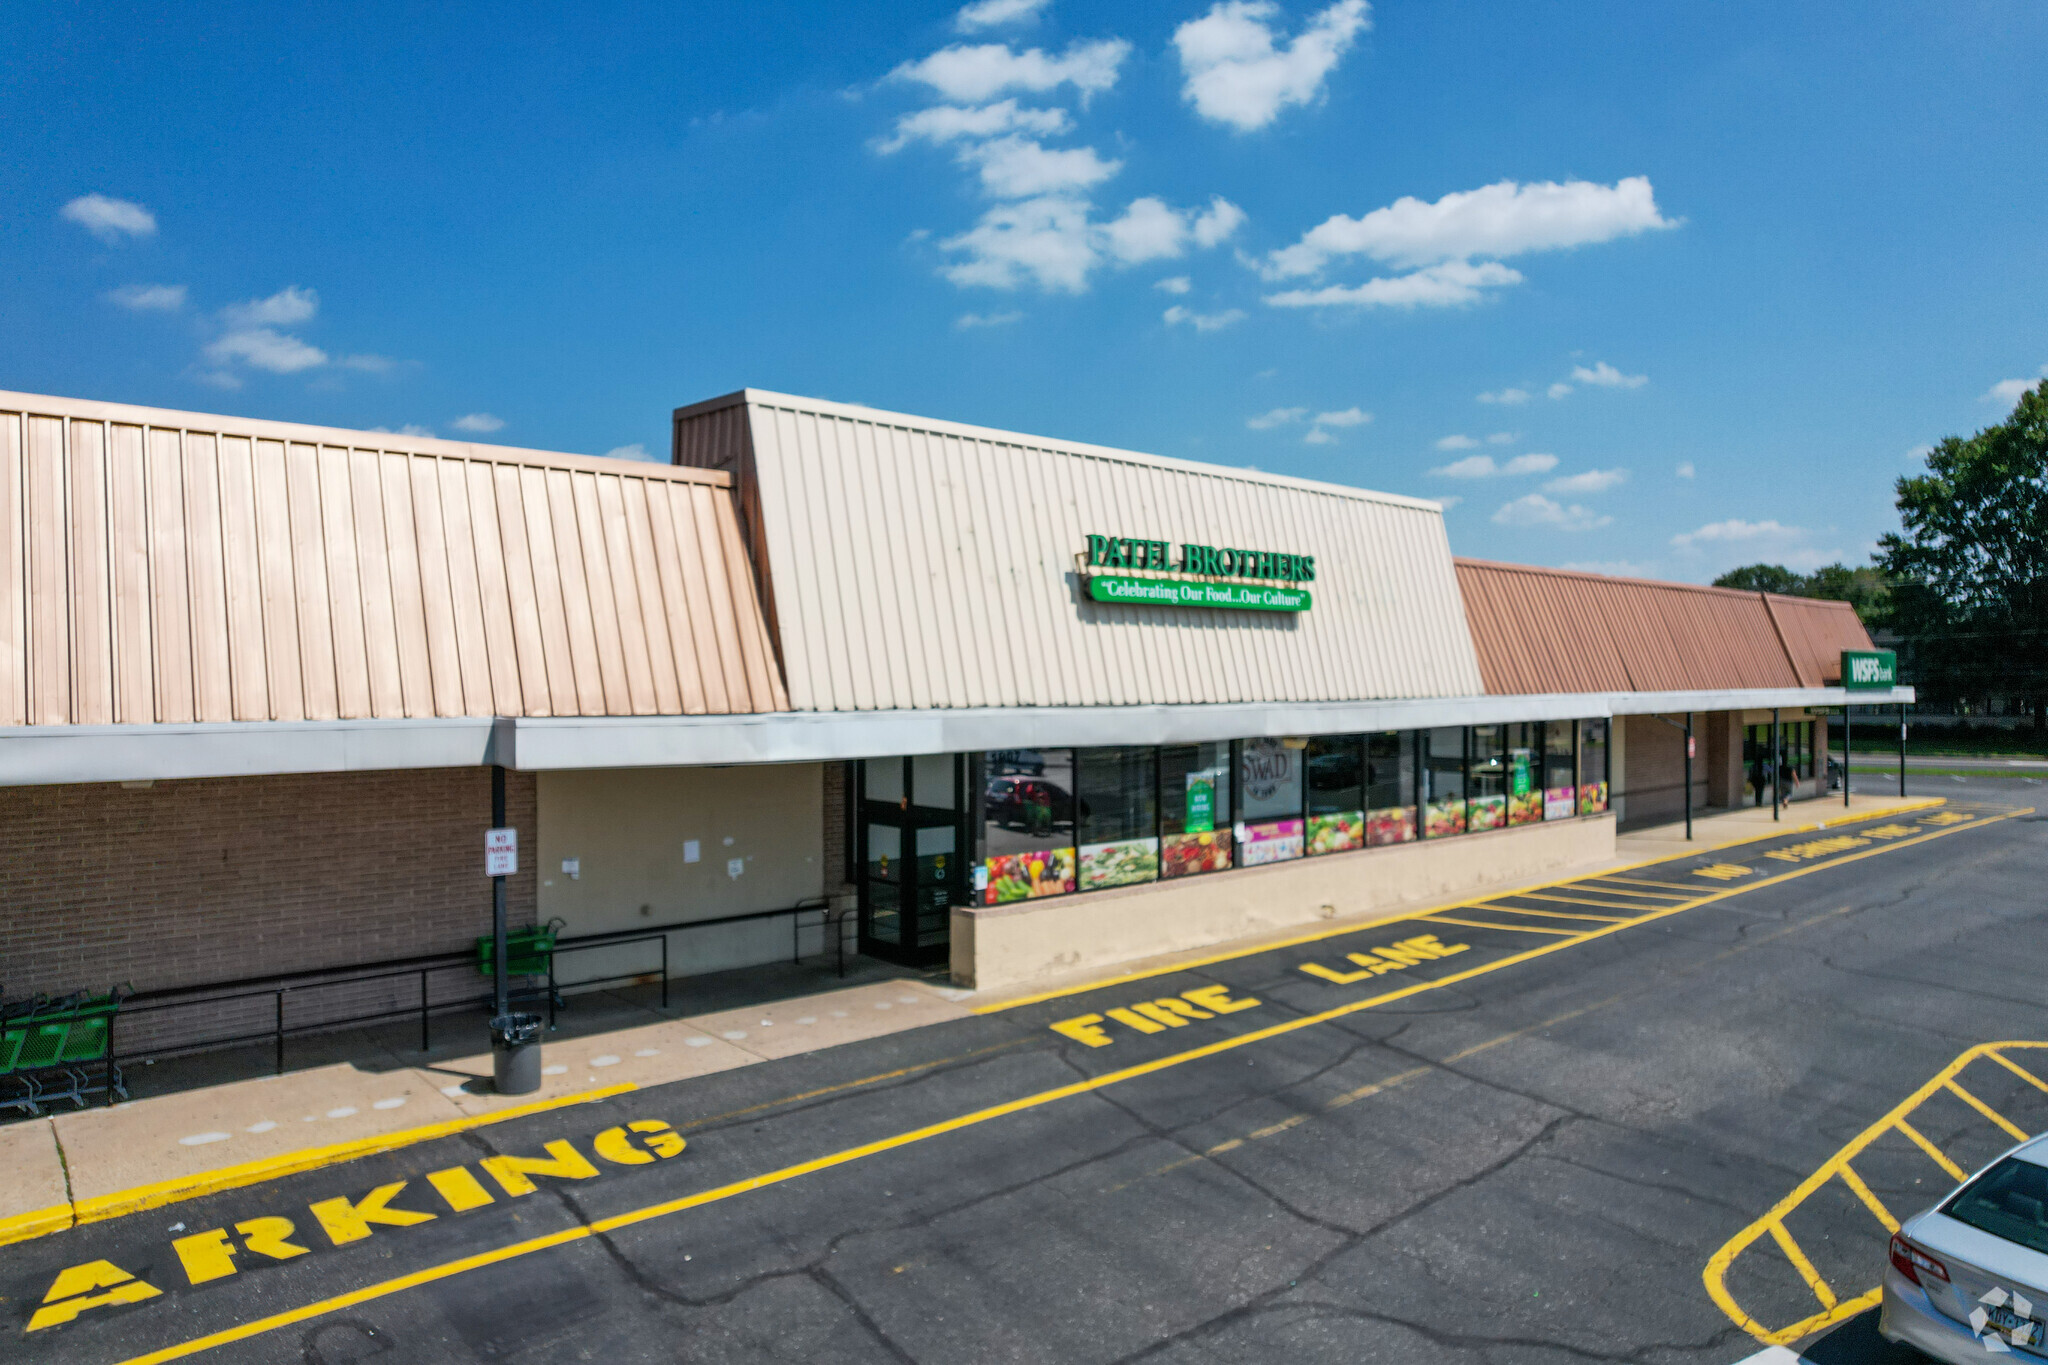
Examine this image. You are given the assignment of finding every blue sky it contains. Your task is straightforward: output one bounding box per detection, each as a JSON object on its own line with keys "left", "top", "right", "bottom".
{"left": 5, "top": 1, "right": 2044, "bottom": 582}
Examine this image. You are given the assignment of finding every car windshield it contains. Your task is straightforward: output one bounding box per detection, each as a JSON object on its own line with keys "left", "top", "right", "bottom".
{"left": 1945, "top": 1157, "right": 2048, "bottom": 1255}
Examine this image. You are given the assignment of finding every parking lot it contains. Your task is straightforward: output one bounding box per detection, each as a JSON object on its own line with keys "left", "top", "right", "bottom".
{"left": 4, "top": 788, "right": 2041, "bottom": 1364}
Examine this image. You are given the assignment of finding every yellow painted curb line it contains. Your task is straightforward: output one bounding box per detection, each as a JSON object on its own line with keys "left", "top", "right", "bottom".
{"left": 971, "top": 796, "right": 1947, "bottom": 1014}
{"left": 0, "top": 1203, "right": 77, "bottom": 1248}
{"left": 7, "top": 1083, "right": 635, "bottom": 1248}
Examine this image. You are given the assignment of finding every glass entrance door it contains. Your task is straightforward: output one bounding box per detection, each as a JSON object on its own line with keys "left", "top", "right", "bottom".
{"left": 857, "top": 755, "right": 964, "bottom": 968}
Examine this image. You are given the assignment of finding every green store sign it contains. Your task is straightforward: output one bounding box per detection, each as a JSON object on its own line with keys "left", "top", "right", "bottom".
{"left": 1084, "top": 533, "right": 1315, "bottom": 613}
{"left": 1841, "top": 649, "right": 1898, "bottom": 691}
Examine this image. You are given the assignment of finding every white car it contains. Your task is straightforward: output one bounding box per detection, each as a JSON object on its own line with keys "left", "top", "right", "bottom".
{"left": 1882, "top": 1133, "right": 2048, "bottom": 1360}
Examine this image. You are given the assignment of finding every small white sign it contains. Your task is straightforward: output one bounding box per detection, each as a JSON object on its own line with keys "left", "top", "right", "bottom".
{"left": 727, "top": 857, "right": 745, "bottom": 880}
{"left": 561, "top": 858, "right": 580, "bottom": 880}
{"left": 485, "top": 827, "right": 518, "bottom": 878}
{"left": 683, "top": 839, "right": 701, "bottom": 864}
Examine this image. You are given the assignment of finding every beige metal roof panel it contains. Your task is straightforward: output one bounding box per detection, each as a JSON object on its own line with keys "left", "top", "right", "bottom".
{"left": 1456, "top": 558, "right": 1813, "bottom": 697}
{"left": 0, "top": 390, "right": 786, "bottom": 727}
{"left": 673, "top": 389, "right": 1486, "bottom": 712}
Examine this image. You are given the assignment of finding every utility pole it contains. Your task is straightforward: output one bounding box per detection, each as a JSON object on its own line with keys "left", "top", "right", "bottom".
{"left": 1683, "top": 712, "right": 1693, "bottom": 841}
{"left": 1843, "top": 705, "right": 1851, "bottom": 808}
{"left": 1771, "top": 709, "right": 1781, "bottom": 821}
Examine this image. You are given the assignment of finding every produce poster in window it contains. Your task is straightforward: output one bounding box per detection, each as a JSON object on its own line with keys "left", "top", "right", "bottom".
{"left": 1079, "top": 838, "right": 1160, "bottom": 890}
{"left": 1578, "top": 782, "right": 1609, "bottom": 815}
{"left": 1543, "top": 785, "right": 1577, "bottom": 821}
{"left": 1468, "top": 794, "right": 1507, "bottom": 831}
{"left": 982, "top": 848, "right": 1075, "bottom": 904}
{"left": 1162, "top": 829, "right": 1232, "bottom": 878}
{"left": 1366, "top": 806, "right": 1416, "bottom": 845}
{"left": 1424, "top": 797, "right": 1466, "bottom": 837}
{"left": 1238, "top": 818, "right": 1303, "bottom": 865}
{"left": 1307, "top": 810, "right": 1364, "bottom": 855}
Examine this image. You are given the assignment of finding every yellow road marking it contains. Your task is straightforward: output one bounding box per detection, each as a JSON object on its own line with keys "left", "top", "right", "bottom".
{"left": 1947, "top": 1079, "right": 2030, "bottom": 1142}
{"left": 1895, "top": 1118, "right": 1969, "bottom": 1181}
{"left": 1500, "top": 891, "right": 1662, "bottom": 914}
{"left": 111, "top": 804, "right": 2029, "bottom": 1364}
{"left": 1703, "top": 1031, "right": 2048, "bottom": 1345}
{"left": 1989, "top": 1049, "right": 2048, "bottom": 1095}
{"left": 1418, "top": 914, "right": 1584, "bottom": 937}
{"left": 972, "top": 797, "right": 1948, "bottom": 1012}
{"left": 1461, "top": 903, "right": 1632, "bottom": 924}
{"left": 1583, "top": 876, "right": 1699, "bottom": 896}
{"left": 1768, "top": 1220, "right": 1838, "bottom": 1309}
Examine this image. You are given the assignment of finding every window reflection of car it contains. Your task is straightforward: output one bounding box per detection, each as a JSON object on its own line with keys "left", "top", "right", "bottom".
{"left": 1307, "top": 750, "right": 1361, "bottom": 792}
{"left": 988, "top": 750, "right": 1045, "bottom": 776}
{"left": 985, "top": 778, "right": 1081, "bottom": 835}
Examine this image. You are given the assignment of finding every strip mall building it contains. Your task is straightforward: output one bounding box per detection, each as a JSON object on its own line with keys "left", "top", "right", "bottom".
{"left": 0, "top": 387, "right": 1908, "bottom": 1018}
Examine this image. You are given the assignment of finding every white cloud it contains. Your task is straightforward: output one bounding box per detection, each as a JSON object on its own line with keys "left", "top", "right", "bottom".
{"left": 1315, "top": 407, "right": 1369, "bottom": 427}
{"left": 1486, "top": 431, "right": 1516, "bottom": 444}
{"left": 604, "top": 443, "right": 653, "bottom": 461}
{"left": 1154, "top": 275, "right": 1192, "bottom": 294}
{"left": 1173, "top": 0, "right": 1371, "bottom": 132}
{"left": 1561, "top": 559, "right": 1658, "bottom": 577}
{"left": 942, "top": 193, "right": 1242, "bottom": 290}
{"left": 876, "top": 99, "right": 1070, "bottom": 153}
{"left": 1191, "top": 197, "right": 1247, "bottom": 248}
{"left": 891, "top": 39, "right": 1129, "bottom": 104}
{"left": 1571, "top": 359, "right": 1647, "bottom": 389}
{"left": 1670, "top": 518, "right": 1800, "bottom": 549}
{"left": 1985, "top": 372, "right": 2045, "bottom": 405}
{"left": 1546, "top": 381, "right": 1573, "bottom": 400}
{"left": 956, "top": 309, "right": 1025, "bottom": 328}
{"left": 1477, "top": 387, "right": 1529, "bottom": 406}
{"left": 1433, "top": 451, "right": 1555, "bottom": 478}
{"left": 1302, "top": 426, "right": 1335, "bottom": 445}
{"left": 954, "top": 0, "right": 1050, "bottom": 32}
{"left": 1433, "top": 495, "right": 1463, "bottom": 510}
{"left": 398, "top": 425, "right": 435, "bottom": 438}
{"left": 61, "top": 193, "right": 157, "bottom": 243}
{"left": 1247, "top": 406, "right": 1307, "bottom": 429}
{"left": 1675, "top": 460, "right": 1695, "bottom": 479}
{"left": 451, "top": 413, "right": 505, "bottom": 433}
{"left": 1163, "top": 304, "right": 1245, "bottom": 332}
{"left": 1263, "top": 259, "right": 1523, "bottom": 309}
{"left": 104, "top": 283, "right": 186, "bottom": 311}
{"left": 963, "top": 136, "right": 1121, "bottom": 198}
{"left": 1492, "top": 493, "right": 1611, "bottom": 531}
{"left": 1544, "top": 467, "right": 1628, "bottom": 494}
{"left": 1435, "top": 434, "right": 1477, "bottom": 451}
{"left": 222, "top": 286, "right": 319, "bottom": 329}
{"left": 203, "top": 328, "right": 327, "bottom": 375}
{"left": 1266, "top": 176, "right": 1674, "bottom": 278}
{"left": 338, "top": 353, "right": 398, "bottom": 374}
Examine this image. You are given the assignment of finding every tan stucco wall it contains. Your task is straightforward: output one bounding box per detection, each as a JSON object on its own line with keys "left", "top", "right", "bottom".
{"left": 951, "top": 814, "right": 1616, "bottom": 993}
{"left": 537, "top": 765, "right": 825, "bottom": 982}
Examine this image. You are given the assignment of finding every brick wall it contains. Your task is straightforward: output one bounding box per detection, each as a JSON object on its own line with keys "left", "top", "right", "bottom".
{"left": 1618, "top": 715, "right": 1712, "bottom": 831}
{"left": 821, "top": 760, "right": 855, "bottom": 901}
{"left": 1, "top": 768, "right": 537, "bottom": 1001}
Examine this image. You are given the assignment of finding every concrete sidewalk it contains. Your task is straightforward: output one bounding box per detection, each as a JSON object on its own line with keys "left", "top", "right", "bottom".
{"left": 0, "top": 791, "right": 1940, "bottom": 1251}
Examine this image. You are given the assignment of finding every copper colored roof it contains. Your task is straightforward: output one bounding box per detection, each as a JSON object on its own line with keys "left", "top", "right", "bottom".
{"left": 1764, "top": 593, "right": 1877, "bottom": 686}
{"left": 1454, "top": 558, "right": 1869, "bottom": 696}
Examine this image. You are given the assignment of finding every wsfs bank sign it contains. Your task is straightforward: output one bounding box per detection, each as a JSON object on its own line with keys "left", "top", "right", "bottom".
{"left": 1841, "top": 649, "right": 1898, "bottom": 691}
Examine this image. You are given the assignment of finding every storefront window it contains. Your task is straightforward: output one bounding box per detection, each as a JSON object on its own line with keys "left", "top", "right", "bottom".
{"left": 1076, "top": 747, "right": 1160, "bottom": 891}
{"left": 981, "top": 748, "right": 1076, "bottom": 903}
{"left": 1161, "top": 742, "right": 1233, "bottom": 878}
{"left": 1238, "top": 737, "right": 1305, "bottom": 864}
{"left": 1542, "top": 720, "right": 1577, "bottom": 819}
{"left": 1366, "top": 731, "right": 1416, "bottom": 844}
{"left": 1424, "top": 727, "right": 1467, "bottom": 837}
{"left": 1468, "top": 724, "right": 1507, "bottom": 831}
{"left": 1505, "top": 722, "right": 1542, "bottom": 826}
{"left": 1306, "top": 735, "right": 1365, "bottom": 855}
{"left": 1579, "top": 720, "right": 1610, "bottom": 814}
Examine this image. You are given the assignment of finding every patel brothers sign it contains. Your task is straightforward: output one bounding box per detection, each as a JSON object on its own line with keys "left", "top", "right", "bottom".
{"left": 1082, "top": 534, "right": 1314, "bottom": 613}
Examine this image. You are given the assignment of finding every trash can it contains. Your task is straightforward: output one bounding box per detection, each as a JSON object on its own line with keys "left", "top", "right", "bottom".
{"left": 490, "top": 1012, "right": 544, "bottom": 1095}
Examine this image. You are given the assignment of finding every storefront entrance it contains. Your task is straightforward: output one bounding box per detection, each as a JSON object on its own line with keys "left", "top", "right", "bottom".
{"left": 856, "top": 755, "right": 967, "bottom": 968}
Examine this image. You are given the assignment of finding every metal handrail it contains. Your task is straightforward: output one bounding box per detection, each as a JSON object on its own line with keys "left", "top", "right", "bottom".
{"left": 104, "top": 895, "right": 854, "bottom": 1079}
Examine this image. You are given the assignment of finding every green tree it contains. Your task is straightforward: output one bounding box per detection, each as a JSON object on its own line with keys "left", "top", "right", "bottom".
{"left": 1713, "top": 563, "right": 1806, "bottom": 595}
{"left": 1878, "top": 379, "right": 2048, "bottom": 728}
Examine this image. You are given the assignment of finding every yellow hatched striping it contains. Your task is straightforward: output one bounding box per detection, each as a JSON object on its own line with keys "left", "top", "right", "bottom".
{"left": 1417, "top": 914, "right": 1587, "bottom": 937}
{"left": 1582, "top": 876, "right": 1701, "bottom": 895}
{"left": 1452, "top": 903, "right": 1633, "bottom": 924}
{"left": 1496, "top": 890, "right": 1666, "bottom": 913}
{"left": 1704, "top": 1039, "right": 2048, "bottom": 1346}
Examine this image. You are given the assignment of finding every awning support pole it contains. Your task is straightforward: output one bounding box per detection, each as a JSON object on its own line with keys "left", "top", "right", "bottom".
{"left": 1843, "top": 704, "right": 1852, "bottom": 808}
{"left": 1898, "top": 702, "right": 1907, "bottom": 798}
{"left": 1684, "top": 711, "right": 1693, "bottom": 841}
{"left": 492, "top": 765, "right": 509, "bottom": 1021}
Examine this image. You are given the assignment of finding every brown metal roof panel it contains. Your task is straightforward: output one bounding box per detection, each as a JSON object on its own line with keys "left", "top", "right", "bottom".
{"left": 1765, "top": 595, "right": 1874, "bottom": 686}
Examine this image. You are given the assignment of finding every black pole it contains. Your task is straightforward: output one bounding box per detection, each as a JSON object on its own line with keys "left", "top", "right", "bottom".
{"left": 1843, "top": 705, "right": 1852, "bottom": 807}
{"left": 492, "top": 765, "right": 509, "bottom": 1021}
{"left": 1898, "top": 703, "right": 1907, "bottom": 798}
{"left": 1771, "top": 709, "right": 1781, "bottom": 821}
{"left": 1683, "top": 712, "right": 1693, "bottom": 841}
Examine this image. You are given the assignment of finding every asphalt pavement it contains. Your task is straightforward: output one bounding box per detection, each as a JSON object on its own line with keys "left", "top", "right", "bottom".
{"left": 4, "top": 777, "right": 2042, "bottom": 1365}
